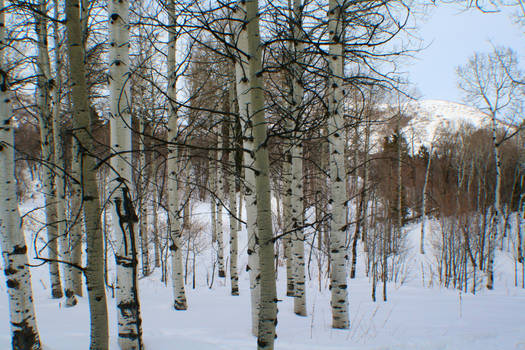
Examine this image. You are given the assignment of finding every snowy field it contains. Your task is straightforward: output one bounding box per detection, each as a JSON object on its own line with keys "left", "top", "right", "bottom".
{"left": 1, "top": 198, "right": 525, "bottom": 349}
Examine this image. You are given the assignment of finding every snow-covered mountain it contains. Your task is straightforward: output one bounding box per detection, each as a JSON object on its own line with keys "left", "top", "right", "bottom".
{"left": 400, "top": 99, "right": 492, "bottom": 151}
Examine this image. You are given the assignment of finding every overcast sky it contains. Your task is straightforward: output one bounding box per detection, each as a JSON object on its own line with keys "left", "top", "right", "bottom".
{"left": 407, "top": 4, "right": 524, "bottom": 104}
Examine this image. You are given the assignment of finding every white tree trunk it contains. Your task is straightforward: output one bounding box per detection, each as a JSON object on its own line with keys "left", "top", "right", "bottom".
{"left": 209, "top": 149, "right": 217, "bottom": 243}
{"left": 35, "top": 1, "right": 63, "bottom": 299}
{"left": 487, "top": 113, "right": 502, "bottom": 290}
{"left": 420, "top": 144, "right": 433, "bottom": 255}
{"left": 153, "top": 185, "right": 161, "bottom": 268}
{"left": 109, "top": 0, "right": 144, "bottom": 346}
{"left": 65, "top": 0, "right": 109, "bottom": 346}
{"left": 236, "top": 0, "right": 278, "bottom": 347}
{"left": 327, "top": 0, "right": 349, "bottom": 329}
{"left": 139, "top": 121, "right": 150, "bottom": 276}
{"left": 51, "top": 0, "right": 77, "bottom": 307}
{"left": 216, "top": 133, "right": 226, "bottom": 278}
{"left": 291, "top": 143, "right": 306, "bottom": 315}
{"left": 283, "top": 145, "right": 294, "bottom": 296}
{"left": 361, "top": 112, "right": 370, "bottom": 251}
{"left": 166, "top": 0, "right": 187, "bottom": 310}
{"left": 232, "top": 5, "right": 260, "bottom": 336}
{"left": 290, "top": 0, "right": 306, "bottom": 316}
{"left": 69, "top": 138, "right": 83, "bottom": 297}
{"left": 228, "top": 125, "right": 239, "bottom": 295}
{"left": 0, "top": 6, "right": 41, "bottom": 345}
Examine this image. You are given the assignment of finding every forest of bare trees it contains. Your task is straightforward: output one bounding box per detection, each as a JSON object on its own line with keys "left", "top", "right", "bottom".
{"left": 0, "top": 0, "right": 523, "bottom": 349}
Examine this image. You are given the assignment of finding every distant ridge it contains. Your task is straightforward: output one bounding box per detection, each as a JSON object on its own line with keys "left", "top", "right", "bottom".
{"left": 401, "top": 99, "right": 492, "bottom": 151}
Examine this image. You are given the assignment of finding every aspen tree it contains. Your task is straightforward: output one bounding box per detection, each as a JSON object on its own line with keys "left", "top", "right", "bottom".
{"left": 327, "top": 0, "right": 349, "bottom": 329}
{"left": 291, "top": 141, "right": 306, "bottom": 315}
{"left": 166, "top": 0, "right": 187, "bottom": 310}
{"left": 138, "top": 120, "right": 150, "bottom": 276}
{"left": 216, "top": 132, "right": 225, "bottom": 277}
{"left": 420, "top": 144, "right": 433, "bottom": 254}
{"left": 153, "top": 185, "right": 161, "bottom": 268}
{"left": 283, "top": 139, "right": 294, "bottom": 297}
{"left": 235, "top": 0, "right": 278, "bottom": 347}
{"left": 68, "top": 0, "right": 89, "bottom": 298}
{"left": 395, "top": 125, "right": 403, "bottom": 253}
{"left": 457, "top": 48, "right": 523, "bottom": 290}
{"left": 289, "top": 0, "right": 306, "bottom": 317}
{"left": 232, "top": 4, "right": 260, "bottom": 336}
{"left": 361, "top": 111, "right": 370, "bottom": 250}
{"left": 486, "top": 112, "right": 502, "bottom": 290}
{"left": 49, "top": 0, "right": 77, "bottom": 306}
{"left": 65, "top": 0, "right": 109, "bottom": 346}
{"left": 35, "top": 0, "right": 63, "bottom": 299}
{"left": 69, "top": 137, "right": 83, "bottom": 297}
{"left": 227, "top": 84, "right": 239, "bottom": 296}
{"left": 0, "top": 4, "right": 41, "bottom": 347}
{"left": 209, "top": 145, "right": 217, "bottom": 244}
{"left": 109, "top": 0, "right": 144, "bottom": 346}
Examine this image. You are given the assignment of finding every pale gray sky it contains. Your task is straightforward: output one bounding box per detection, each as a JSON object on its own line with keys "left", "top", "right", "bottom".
{"left": 408, "top": 4, "right": 524, "bottom": 103}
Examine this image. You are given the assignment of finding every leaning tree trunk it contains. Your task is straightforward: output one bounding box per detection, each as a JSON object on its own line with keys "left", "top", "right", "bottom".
{"left": 109, "top": 0, "right": 144, "bottom": 347}
{"left": 65, "top": 0, "right": 109, "bottom": 347}
{"left": 327, "top": 0, "right": 349, "bottom": 330}
{"left": 35, "top": 2, "right": 63, "bottom": 299}
{"left": 236, "top": 0, "right": 277, "bottom": 348}
{"left": 166, "top": 0, "right": 187, "bottom": 310}
{"left": 0, "top": 5, "right": 42, "bottom": 346}
{"left": 232, "top": 5, "right": 260, "bottom": 336}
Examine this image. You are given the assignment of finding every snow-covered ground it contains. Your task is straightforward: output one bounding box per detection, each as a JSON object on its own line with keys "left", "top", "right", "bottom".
{"left": 1, "top": 197, "right": 525, "bottom": 349}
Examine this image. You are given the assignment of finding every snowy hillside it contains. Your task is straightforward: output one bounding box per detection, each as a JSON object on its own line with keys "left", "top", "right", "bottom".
{"left": 399, "top": 99, "right": 491, "bottom": 151}
{"left": 1, "top": 195, "right": 525, "bottom": 350}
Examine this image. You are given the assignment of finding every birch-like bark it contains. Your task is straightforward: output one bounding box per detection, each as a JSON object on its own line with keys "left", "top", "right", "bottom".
{"left": 283, "top": 143, "right": 294, "bottom": 296}
{"left": 396, "top": 127, "right": 403, "bottom": 253}
{"left": 361, "top": 112, "right": 370, "bottom": 251}
{"left": 232, "top": 4, "right": 260, "bottom": 336}
{"left": 291, "top": 143, "right": 306, "bottom": 315}
{"left": 69, "top": 137, "right": 83, "bottom": 297}
{"left": 289, "top": 0, "right": 306, "bottom": 316}
{"left": 0, "top": 6, "right": 41, "bottom": 345}
{"left": 35, "top": 1, "right": 63, "bottom": 299}
{"left": 65, "top": 0, "right": 109, "bottom": 347}
{"left": 153, "top": 185, "right": 161, "bottom": 268}
{"left": 51, "top": 0, "right": 77, "bottom": 306}
{"left": 166, "top": 0, "right": 187, "bottom": 310}
{"left": 236, "top": 0, "right": 277, "bottom": 347}
{"left": 327, "top": 0, "right": 349, "bottom": 329}
{"left": 109, "top": 0, "right": 144, "bottom": 346}
{"left": 228, "top": 86, "right": 239, "bottom": 296}
{"left": 487, "top": 112, "right": 502, "bottom": 290}
{"left": 420, "top": 144, "right": 433, "bottom": 255}
{"left": 228, "top": 158, "right": 239, "bottom": 295}
{"left": 216, "top": 133, "right": 225, "bottom": 278}
{"left": 209, "top": 147, "right": 217, "bottom": 243}
{"left": 139, "top": 121, "right": 150, "bottom": 276}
